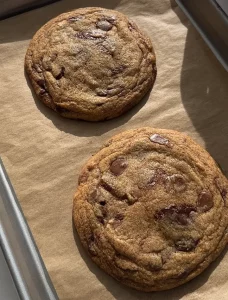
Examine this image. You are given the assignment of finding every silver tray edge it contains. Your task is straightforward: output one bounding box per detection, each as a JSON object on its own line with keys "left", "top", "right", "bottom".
{"left": 0, "top": 158, "right": 59, "bottom": 300}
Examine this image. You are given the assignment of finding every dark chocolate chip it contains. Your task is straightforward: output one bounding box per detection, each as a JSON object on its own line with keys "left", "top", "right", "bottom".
{"left": 96, "top": 20, "right": 113, "bottom": 31}
{"left": 110, "top": 158, "right": 128, "bottom": 176}
{"left": 197, "top": 190, "right": 213, "bottom": 212}
{"left": 55, "top": 67, "right": 65, "bottom": 80}
{"left": 149, "top": 134, "right": 169, "bottom": 145}
{"left": 39, "top": 89, "right": 46, "bottom": 96}
{"left": 37, "top": 79, "right": 46, "bottom": 89}
{"left": 100, "top": 180, "right": 114, "bottom": 194}
{"left": 99, "top": 200, "right": 106, "bottom": 206}
{"left": 175, "top": 237, "right": 199, "bottom": 252}
{"left": 147, "top": 169, "right": 166, "bottom": 188}
{"left": 75, "top": 30, "right": 106, "bottom": 40}
{"left": 155, "top": 204, "right": 196, "bottom": 225}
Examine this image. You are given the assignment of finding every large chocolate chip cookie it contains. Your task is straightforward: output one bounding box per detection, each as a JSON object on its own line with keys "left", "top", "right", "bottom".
{"left": 25, "top": 7, "right": 156, "bottom": 121}
{"left": 73, "top": 127, "right": 228, "bottom": 291}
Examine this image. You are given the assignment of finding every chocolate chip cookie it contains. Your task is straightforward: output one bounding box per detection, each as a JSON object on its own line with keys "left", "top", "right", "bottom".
{"left": 73, "top": 127, "right": 228, "bottom": 291}
{"left": 25, "top": 7, "right": 156, "bottom": 121}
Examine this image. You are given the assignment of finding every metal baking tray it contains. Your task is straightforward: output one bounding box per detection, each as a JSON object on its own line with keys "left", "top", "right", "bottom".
{"left": 176, "top": 0, "right": 228, "bottom": 71}
{"left": 0, "top": 158, "right": 58, "bottom": 300}
{"left": 0, "top": 0, "right": 59, "bottom": 21}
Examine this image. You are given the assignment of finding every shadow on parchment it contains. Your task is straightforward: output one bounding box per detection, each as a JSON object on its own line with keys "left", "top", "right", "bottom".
{"left": 72, "top": 218, "right": 228, "bottom": 300}
{"left": 25, "top": 69, "right": 152, "bottom": 137}
{"left": 170, "top": 0, "right": 228, "bottom": 176}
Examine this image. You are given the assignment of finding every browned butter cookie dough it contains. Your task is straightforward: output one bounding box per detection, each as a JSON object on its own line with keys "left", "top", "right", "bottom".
{"left": 73, "top": 127, "right": 228, "bottom": 291}
{"left": 25, "top": 7, "right": 156, "bottom": 121}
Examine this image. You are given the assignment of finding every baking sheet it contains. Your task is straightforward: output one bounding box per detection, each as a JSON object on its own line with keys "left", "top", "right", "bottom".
{"left": 0, "top": 0, "right": 228, "bottom": 299}
{"left": 176, "top": 0, "right": 228, "bottom": 71}
{"left": 0, "top": 159, "right": 58, "bottom": 300}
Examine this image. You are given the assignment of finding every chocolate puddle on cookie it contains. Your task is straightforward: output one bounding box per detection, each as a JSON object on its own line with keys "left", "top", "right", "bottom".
{"left": 154, "top": 204, "right": 196, "bottom": 226}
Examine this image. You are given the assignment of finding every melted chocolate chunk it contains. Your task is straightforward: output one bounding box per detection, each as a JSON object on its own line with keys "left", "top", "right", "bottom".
{"left": 100, "top": 180, "right": 114, "bottom": 193}
{"left": 149, "top": 134, "right": 169, "bottom": 146}
{"left": 155, "top": 204, "right": 196, "bottom": 225}
{"left": 110, "top": 158, "right": 128, "bottom": 176}
{"left": 37, "top": 79, "right": 46, "bottom": 89}
{"left": 55, "top": 67, "right": 65, "bottom": 80}
{"left": 103, "top": 16, "right": 116, "bottom": 25}
{"left": 39, "top": 89, "right": 46, "bottom": 96}
{"left": 175, "top": 237, "right": 199, "bottom": 252}
{"left": 197, "top": 190, "right": 213, "bottom": 212}
{"left": 147, "top": 169, "right": 166, "bottom": 188}
{"left": 96, "top": 20, "right": 113, "bottom": 31}
{"left": 37, "top": 79, "right": 47, "bottom": 95}
{"left": 75, "top": 30, "right": 106, "bottom": 40}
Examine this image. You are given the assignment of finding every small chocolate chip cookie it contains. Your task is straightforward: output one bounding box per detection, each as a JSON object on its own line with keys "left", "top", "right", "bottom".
{"left": 25, "top": 7, "right": 156, "bottom": 121}
{"left": 73, "top": 127, "right": 228, "bottom": 291}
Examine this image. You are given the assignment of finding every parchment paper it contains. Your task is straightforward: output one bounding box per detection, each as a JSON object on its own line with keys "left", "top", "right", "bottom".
{"left": 1, "top": 0, "right": 228, "bottom": 299}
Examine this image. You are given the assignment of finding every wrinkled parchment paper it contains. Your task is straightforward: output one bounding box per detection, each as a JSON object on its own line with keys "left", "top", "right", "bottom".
{"left": 1, "top": 0, "right": 228, "bottom": 299}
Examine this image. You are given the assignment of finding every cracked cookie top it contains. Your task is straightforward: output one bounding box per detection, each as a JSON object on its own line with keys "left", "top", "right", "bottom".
{"left": 25, "top": 7, "right": 156, "bottom": 121}
{"left": 73, "top": 127, "right": 228, "bottom": 291}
